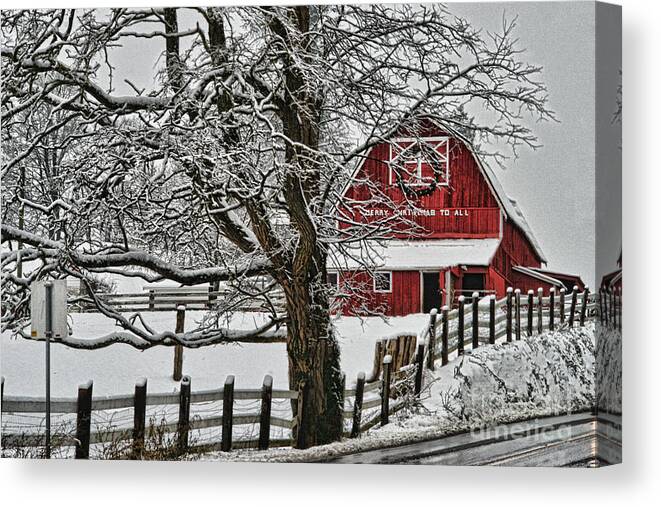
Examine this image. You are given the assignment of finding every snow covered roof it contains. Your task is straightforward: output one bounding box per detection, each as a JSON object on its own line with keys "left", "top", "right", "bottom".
{"left": 512, "top": 266, "right": 563, "bottom": 287}
{"left": 328, "top": 238, "right": 500, "bottom": 270}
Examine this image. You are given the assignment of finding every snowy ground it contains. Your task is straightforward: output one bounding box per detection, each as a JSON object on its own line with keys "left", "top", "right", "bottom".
{"left": 1, "top": 311, "right": 428, "bottom": 397}
{"left": 198, "top": 323, "right": 597, "bottom": 462}
{"left": 1, "top": 307, "right": 597, "bottom": 462}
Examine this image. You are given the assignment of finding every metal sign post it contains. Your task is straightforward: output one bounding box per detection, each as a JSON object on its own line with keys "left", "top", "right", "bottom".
{"left": 31, "top": 279, "right": 66, "bottom": 459}
{"left": 44, "top": 281, "right": 52, "bottom": 459}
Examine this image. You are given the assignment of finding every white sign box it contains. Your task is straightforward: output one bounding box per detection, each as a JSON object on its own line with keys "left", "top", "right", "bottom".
{"left": 30, "top": 280, "right": 68, "bottom": 339}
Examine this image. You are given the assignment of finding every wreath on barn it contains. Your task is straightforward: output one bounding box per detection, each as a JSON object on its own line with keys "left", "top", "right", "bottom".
{"left": 390, "top": 142, "right": 447, "bottom": 198}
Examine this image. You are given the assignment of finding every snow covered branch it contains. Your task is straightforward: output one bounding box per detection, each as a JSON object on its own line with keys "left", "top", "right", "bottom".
{"left": 17, "top": 317, "right": 287, "bottom": 350}
{"left": 1, "top": 224, "right": 271, "bottom": 285}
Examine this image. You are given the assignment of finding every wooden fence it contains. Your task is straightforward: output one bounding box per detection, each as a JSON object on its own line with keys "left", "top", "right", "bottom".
{"left": 2, "top": 285, "right": 611, "bottom": 458}
{"left": 0, "top": 350, "right": 419, "bottom": 458}
{"left": 599, "top": 286, "right": 622, "bottom": 331}
{"left": 420, "top": 286, "right": 600, "bottom": 367}
{"left": 1, "top": 375, "right": 296, "bottom": 457}
{"left": 77, "top": 285, "right": 286, "bottom": 313}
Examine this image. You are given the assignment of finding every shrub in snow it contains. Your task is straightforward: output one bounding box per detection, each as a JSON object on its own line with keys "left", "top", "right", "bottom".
{"left": 451, "top": 324, "right": 595, "bottom": 423}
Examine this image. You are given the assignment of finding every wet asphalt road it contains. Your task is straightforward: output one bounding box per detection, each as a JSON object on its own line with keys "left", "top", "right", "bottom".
{"left": 330, "top": 412, "right": 621, "bottom": 466}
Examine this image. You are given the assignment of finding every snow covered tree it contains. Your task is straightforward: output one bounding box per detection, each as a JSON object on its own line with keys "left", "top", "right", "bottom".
{"left": 1, "top": 5, "right": 551, "bottom": 447}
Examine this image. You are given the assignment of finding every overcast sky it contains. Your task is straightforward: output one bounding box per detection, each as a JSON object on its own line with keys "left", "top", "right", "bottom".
{"left": 452, "top": 1, "right": 601, "bottom": 287}
{"left": 102, "top": 1, "right": 620, "bottom": 287}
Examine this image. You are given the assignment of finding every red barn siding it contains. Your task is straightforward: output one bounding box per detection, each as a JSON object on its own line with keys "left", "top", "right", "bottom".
{"left": 338, "top": 270, "right": 420, "bottom": 316}
{"left": 341, "top": 139, "right": 501, "bottom": 239}
{"left": 509, "top": 270, "right": 585, "bottom": 294}
{"left": 509, "top": 271, "right": 558, "bottom": 294}
{"left": 487, "top": 267, "right": 507, "bottom": 296}
{"left": 391, "top": 271, "right": 421, "bottom": 316}
{"left": 490, "top": 220, "right": 543, "bottom": 284}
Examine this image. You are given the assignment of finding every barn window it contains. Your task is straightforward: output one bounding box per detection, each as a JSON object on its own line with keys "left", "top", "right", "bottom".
{"left": 326, "top": 272, "right": 339, "bottom": 289}
{"left": 373, "top": 271, "right": 392, "bottom": 293}
{"left": 389, "top": 137, "right": 449, "bottom": 187}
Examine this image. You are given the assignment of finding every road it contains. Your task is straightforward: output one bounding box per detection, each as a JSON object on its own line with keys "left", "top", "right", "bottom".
{"left": 330, "top": 412, "right": 621, "bottom": 466}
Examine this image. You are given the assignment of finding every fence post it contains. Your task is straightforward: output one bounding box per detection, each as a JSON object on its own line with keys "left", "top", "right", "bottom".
{"left": 367, "top": 341, "right": 384, "bottom": 383}
{"left": 457, "top": 296, "right": 465, "bottom": 355}
{"left": 148, "top": 289, "right": 155, "bottom": 311}
{"left": 559, "top": 287, "right": 566, "bottom": 324}
{"left": 426, "top": 309, "right": 437, "bottom": 371}
{"left": 598, "top": 288, "right": 605, "bottom": 325}
{"left": 221, "top": 375, "right": 235, "bottom": 452}
{"left": 489, "top": 296, "right": 496, "bottom": 345}
{"left": 537, "top": 288, "right": 544, "bottom": 334}
{"left": 381, "top": 355, "right": 392, "bottom": 426}
{"left": 207, "top": 282, "right": 214, "bottom": 309}
{"left": 580, "top": 287, "right": 590, "bottom": 326}
{"left": 132, "top": 378, "right": 147, "bottom": 459}
{"left": 569, "top": 286, "right": 578, "bottom": 328}
{"left": 292, "top": 380, "right": 308, "bottom": 449}
{"left": 441, "top": 306, "right": 449, "bottom": 366}
{"left": 414, "top": 343, "right": 425, "bottom": 395}
{"left": 351, "top": 372, "right": 366, "bottom": 438}
{"left": 173, "top": 305, "right": 186, "bottom": 381}
{"left": 616, "top": 288, "right": 621, "bottom": 330}
{"left": 527, "top": 290, "right": 534, "bottom": 336}
{"left": 617, "top": 287, "right": 622, "bottom": 332}
{"left": 177, "top": 375, "right": 191, "bottom": 454}
{"left": 611, "top": 288, "right": 616, "bottom": 329}
{"left": 339, "top": 372, "right": 346, "bottom": 437}
{"left": 506, "top": 288, "right": 513, "bottom": 342}
{"left": 514, "top": 289, "right": 521, "bottom": 341}
{"left": 612, "top": 289, "right": 618, "bottom": 330}
{"left": 258, "top": 375, "right": 273, "bottom": 451}
{"left": 75, "top": 380, "right": 93, "bottom": 459}
{"left": 549, "top": 288, "right": 556, "bottom": 331}
{"left": 471, "top": 292, "right": 479, "bottom": 349}
{"left": 1, "top": 376, "right": 4, "bottom": 426}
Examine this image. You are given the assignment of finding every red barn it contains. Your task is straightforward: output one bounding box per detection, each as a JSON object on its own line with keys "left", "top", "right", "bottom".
{"left": 600, "top": 251, "right": 622, "bottom": 292}
{"left": 330, "top": 124, "right": 584, "bottom": 316}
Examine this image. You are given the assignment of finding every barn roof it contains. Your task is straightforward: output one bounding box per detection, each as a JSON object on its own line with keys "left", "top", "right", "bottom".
{"left": 601, "top": 268, "right": 622, "bottom": 289}
{"left": 328, "top": 238, "right": 500, "bottom": 271}
{"left": 513, "top": 266, "right": 564, "bottom": 287}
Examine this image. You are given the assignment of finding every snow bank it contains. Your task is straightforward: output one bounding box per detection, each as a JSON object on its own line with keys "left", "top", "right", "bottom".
{"left": 449, "top": 323, "right": 595, "bottom": 423}
{"left": 595, "top": 324, "right": 622, "bottom": 414}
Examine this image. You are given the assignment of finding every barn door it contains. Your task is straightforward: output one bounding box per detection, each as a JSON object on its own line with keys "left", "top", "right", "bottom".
{"left": 462, "top": 272, "right": 486, "bottom": 302}
{"left": 422, "top": 272, "right": 441, "bottom": 313}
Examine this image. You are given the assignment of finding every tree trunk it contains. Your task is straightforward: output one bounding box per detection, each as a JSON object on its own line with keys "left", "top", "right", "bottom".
{"left": 284, "top": 272, "right": 343, "bottom": 449}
